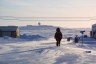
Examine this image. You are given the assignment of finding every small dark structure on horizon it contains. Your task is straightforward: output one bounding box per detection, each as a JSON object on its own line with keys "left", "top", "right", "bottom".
{"left": 0, "top": 26, "right": 20, "bottom": 38}
{"left": 38, "top": 22, "right": 41, "bottom": 26}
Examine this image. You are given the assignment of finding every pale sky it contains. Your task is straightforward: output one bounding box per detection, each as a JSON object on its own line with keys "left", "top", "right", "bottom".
{"left": 0, "top": 0, "right": 96, "bottom": 28}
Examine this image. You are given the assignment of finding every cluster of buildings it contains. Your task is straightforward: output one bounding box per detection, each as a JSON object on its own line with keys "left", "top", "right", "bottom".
{"left": 0, "top": 23, "right": 96, "bottom": 38}
{"left": 0, "top": 22, "right": 41, "bottom": 38}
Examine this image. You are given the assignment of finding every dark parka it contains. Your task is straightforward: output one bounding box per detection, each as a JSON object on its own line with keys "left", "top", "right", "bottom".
{"left": 54, "top": 28, "right": 62, "bottom": 41}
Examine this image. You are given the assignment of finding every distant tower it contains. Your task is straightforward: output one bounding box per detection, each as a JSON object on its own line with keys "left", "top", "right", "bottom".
{"left": 38, "top": 22, "right": 41, "bottom": 26}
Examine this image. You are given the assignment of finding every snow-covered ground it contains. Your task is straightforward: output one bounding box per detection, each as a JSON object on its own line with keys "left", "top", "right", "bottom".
{"left": 0, "top": 25, "right": 96, "bottom": 64}
{"left": 0, "top": 37, "right": 96, "bottom": 64}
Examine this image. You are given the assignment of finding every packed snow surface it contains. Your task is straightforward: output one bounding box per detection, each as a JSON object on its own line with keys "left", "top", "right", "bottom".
{"left": 0, "top": 25, "right": 95, "bottom": 64}
{"left": 0, "top": 37, "right": 96, "bottom": 64}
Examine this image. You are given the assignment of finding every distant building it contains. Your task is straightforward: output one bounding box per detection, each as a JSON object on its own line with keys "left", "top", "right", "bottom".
{"left": 0, "top": 26, "right": 20, "bottom": 38}
{"left": 90, "top": 24, "right": 96, "bottom": 38}
{"left": 27, "top": 25, "right": 32, "bottom": 27}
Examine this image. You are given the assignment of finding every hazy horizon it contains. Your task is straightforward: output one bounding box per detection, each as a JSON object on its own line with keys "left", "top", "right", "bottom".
{"left": 0, "top": 20, "right": 95, "bottom": 28}
{"left": 0, "top": 0, "right": 96, "bottom": 28}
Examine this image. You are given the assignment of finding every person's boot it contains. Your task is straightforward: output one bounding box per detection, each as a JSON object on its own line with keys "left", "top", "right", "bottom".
{"left": 56, "top": 42, "right": 58, "bottom": 46}
{"left": 58, "top": 42, "right": 60, "bottom": 46}
{"left": 58, "top": 43, "right": 60, "bottom": 46}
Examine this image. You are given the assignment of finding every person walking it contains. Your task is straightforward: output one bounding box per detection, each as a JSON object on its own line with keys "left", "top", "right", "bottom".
{"left": 54, "top": 28, "right": 62, "bottom": 46}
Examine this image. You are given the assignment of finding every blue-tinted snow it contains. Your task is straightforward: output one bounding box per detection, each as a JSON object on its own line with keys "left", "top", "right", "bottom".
{"left": 0, "top": 25, "right": 96, "bottom": 64}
